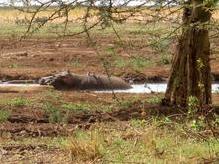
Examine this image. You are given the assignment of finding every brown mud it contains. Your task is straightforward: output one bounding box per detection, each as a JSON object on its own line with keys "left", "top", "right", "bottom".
{"left": 0, "top": 37, "right": 172, "bottom": 83}
{"left": 1, "top": 37, "right": 219, "bottom": 83}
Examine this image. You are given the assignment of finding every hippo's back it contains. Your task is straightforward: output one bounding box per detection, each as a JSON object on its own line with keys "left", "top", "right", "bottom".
{"left": 80, "top": 75, "right": 131, "bottom": 90}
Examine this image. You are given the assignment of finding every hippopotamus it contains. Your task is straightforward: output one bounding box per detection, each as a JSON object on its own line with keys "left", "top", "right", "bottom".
{"left": 39, "top": 71, "right": 132, "bottom": 90}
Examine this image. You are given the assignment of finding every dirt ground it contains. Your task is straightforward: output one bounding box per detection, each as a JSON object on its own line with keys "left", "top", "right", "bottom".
{"left": 0, "top": 36, "right": 174, "bottom": 82}
{"left": 1, "top": 36, "right": 219, "bottom": 82}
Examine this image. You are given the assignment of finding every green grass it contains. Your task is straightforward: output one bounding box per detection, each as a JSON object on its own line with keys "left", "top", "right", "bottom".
{"left": 146, "top": 95, "right": 163, "bottom": 104}
{"left": 130, "top": 57, "right": 154, "bottom": 70}
{"left": 6, "top": 97, "right": 30, "bottom": 107}
{"left": 114, "top": 56, "right": 154, "bottom": 70}
{"left": 8, "top": 63, "right": 19, "bottom": 68}
{"left": 67, "top": 58, "right": 81, "bottom": 67}
{"left": 0, "top": 17, "right": 174, "bottom": 38}
{"left": 0, "top": 22, "right": 84, "bottom": 38}
{"left": 0, "top": 110, "right": 10, "bottom": 122}
{"left": 43, "top": 101, "right": 92, "bottom": 123}
{"left": 62, "top": 102, "right": 90, "bottom": 113}
{"left": 43, "top": 102, "right": 64, "bottom": 123}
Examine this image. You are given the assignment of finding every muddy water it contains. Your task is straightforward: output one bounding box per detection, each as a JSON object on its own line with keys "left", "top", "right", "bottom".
{"left": 0, "top": 84, "right": 51, "bottom": 92}
{"left": 0, "top": 84, "right": 40, "bottom": 87}
{"left": 96, "top": 83, "right": 219, "bottom": 93}
{"left": 0, "top": 83, "right": 219, "bottom": 93}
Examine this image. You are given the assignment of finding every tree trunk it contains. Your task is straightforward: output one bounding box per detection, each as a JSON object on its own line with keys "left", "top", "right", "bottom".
{"left": 164, "top": 0, "right": 212, "bottom": 108}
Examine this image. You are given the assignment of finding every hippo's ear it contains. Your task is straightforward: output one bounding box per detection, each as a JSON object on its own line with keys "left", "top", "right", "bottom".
{"left": 60, "top": 70, "right": 71, "bottom": 76}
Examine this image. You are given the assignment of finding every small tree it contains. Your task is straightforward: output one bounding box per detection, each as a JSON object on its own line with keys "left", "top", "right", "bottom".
{"left": 163, "top": 0, "right": 214, "bottom": 108}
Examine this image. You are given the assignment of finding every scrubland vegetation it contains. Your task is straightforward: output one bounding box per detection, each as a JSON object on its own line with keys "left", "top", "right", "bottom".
{"left": 0, "top": 7, "right": 218, "bottom": 163}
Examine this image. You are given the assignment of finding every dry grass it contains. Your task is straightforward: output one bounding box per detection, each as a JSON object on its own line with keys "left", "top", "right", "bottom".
{"left": 0, "top": 6, "right": 219, "bottom": 24}
{"left": 3, "top": 118, "right": 216, "bottom": 163}
{"left": 64, "top": 130, "right": 104, "bottom": 162}
{"left": 0, "top": 7, "right": 93, "bottom": 24}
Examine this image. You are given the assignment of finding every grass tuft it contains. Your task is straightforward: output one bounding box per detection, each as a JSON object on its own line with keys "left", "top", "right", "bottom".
{"left": 0, "top": 110, "right": 10, "bottom": 122}
{"left": 7, "top": 97, "right": 30, "bottom": 107}
{"left": 64, "top": 130, "right": 104, "bottom": 162}
{"left": 62, "top": 102, "right": 90, "bottom": 113}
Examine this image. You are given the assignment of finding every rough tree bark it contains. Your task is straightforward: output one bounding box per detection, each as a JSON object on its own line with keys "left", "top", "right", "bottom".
{"left": 164, "top": 0, "right": 212, "bottom": 107}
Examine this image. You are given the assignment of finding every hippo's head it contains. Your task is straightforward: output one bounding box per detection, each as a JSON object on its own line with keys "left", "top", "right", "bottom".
{"left": 38, "top": 71, "right": 71, "bottom": 86}
{"left": 49, "top": 71, "right": 81, "bottom": 90}
{"left": 38, "top": 76, "right": 54, "bottom": 85}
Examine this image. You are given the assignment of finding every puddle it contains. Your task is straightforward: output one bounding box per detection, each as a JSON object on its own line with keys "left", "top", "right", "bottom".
{"left": 96, "top": 83, "right": 219, "bottom": 93}
{"left": 0, "top": 83, "right": 219, "bottom": 94}
{"left": 0, "top": 84, "right": 40, "bottom": 87}
{"left": 0, "top": 84, "right": 50, "bottom": 92}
